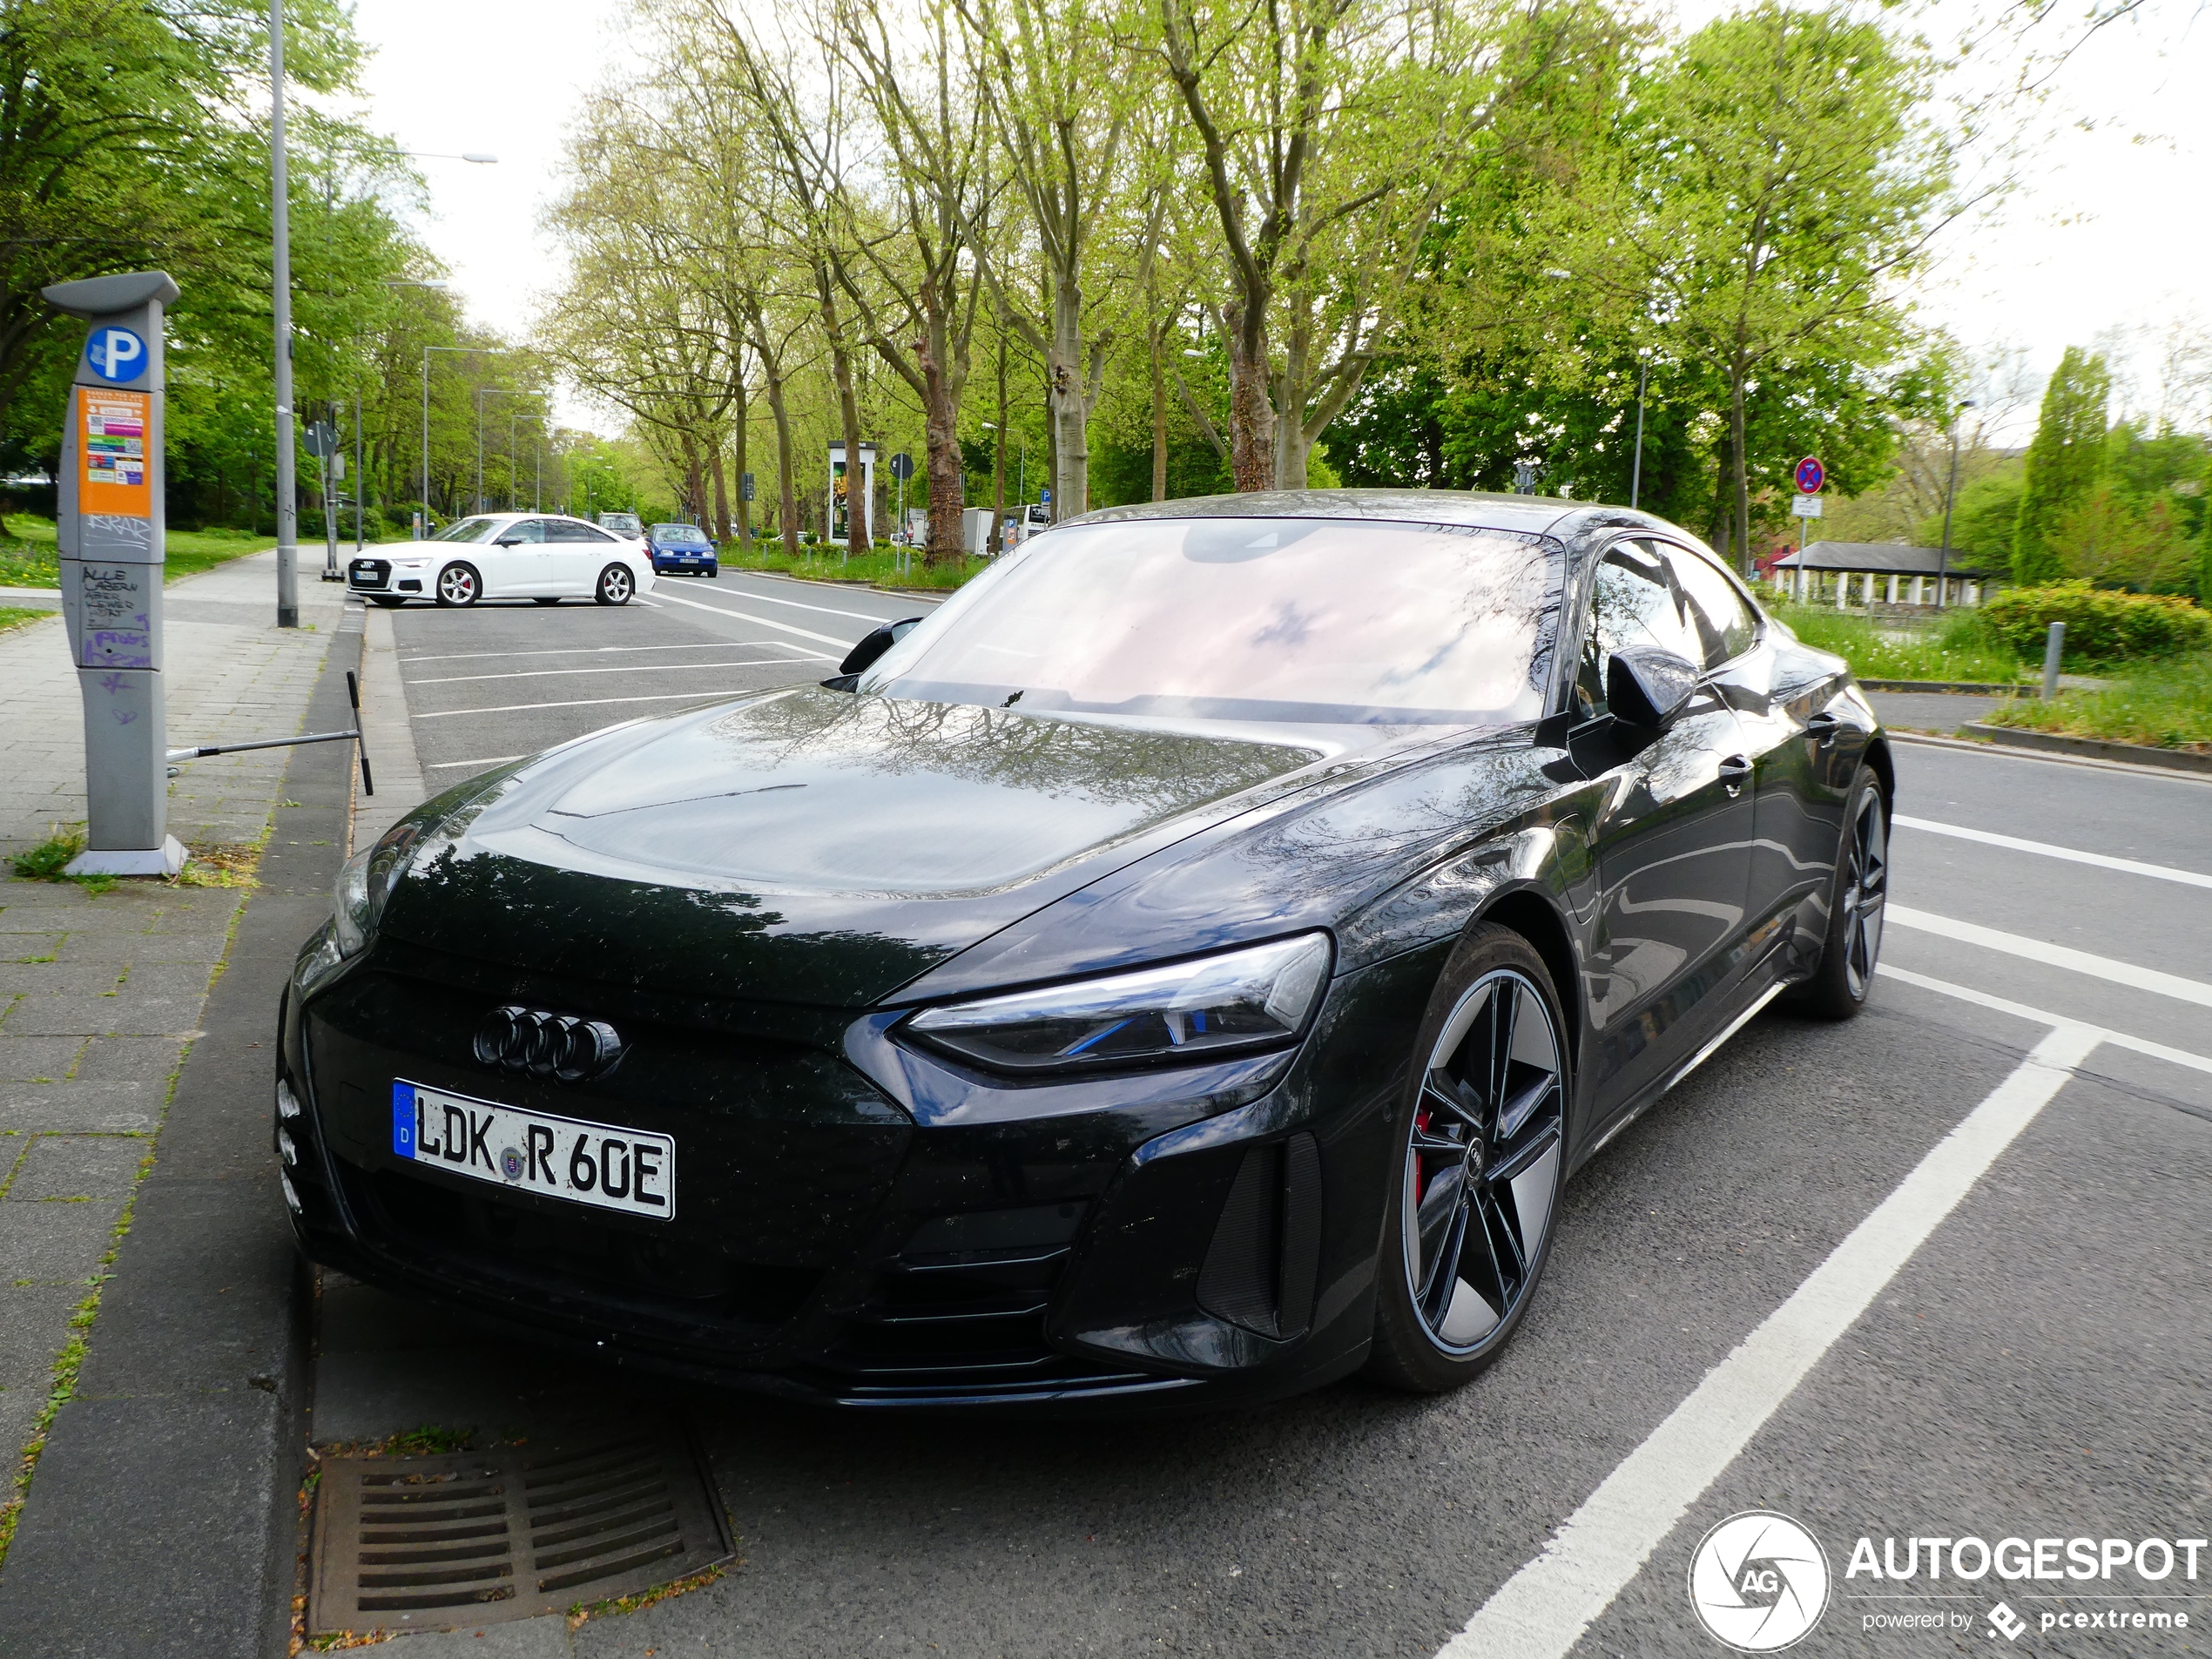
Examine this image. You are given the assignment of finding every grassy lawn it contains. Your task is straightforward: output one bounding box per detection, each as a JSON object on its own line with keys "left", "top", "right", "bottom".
{"left": 0, "top": 606, "right": 49, "bottom": 635}
{"left": 1981, "top": 651, "right": 2212, "bottom": 752}
{"left": 0, "top": 516, "right": 273, "bottom": 588}
{"left": 1764, "top": 601, "right": 2027, "bottom": 684}
{"left": 717, "top": 543, "right": 991, "bottom": 590}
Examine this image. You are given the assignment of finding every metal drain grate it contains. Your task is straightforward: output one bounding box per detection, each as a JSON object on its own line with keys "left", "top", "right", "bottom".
{"left": 309, "top": 1426, "right": 731, "bottom": 1635}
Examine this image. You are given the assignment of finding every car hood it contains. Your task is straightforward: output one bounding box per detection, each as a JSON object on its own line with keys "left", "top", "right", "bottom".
{"left": 375, "top": 686, "right": 1333, "bottom": 1007}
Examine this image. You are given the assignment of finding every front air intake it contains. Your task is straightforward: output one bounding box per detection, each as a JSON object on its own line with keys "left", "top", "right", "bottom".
{"left": 1196, "top": 1134, "right": 1321, "bottom": 1339}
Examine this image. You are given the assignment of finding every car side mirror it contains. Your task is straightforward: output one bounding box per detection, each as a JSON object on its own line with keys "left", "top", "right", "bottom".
{"left": 837, "top": 617, "right": 925, "bottom": 677}
{"left": 1607, "top": 646, "right": 1700, "bottom": 730}
{"left": 494, "top": 536, "right": 523, "bottom": 547}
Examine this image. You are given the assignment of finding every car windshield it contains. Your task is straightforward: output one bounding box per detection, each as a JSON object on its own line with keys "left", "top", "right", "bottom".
{"left": 429, "top": 516, "right": 501, "bottom": 544}
{"left": 654, "top": 524, "right": 709, "bottom": 545}
{"left": 860, "top": 516, "right": 1563, "bottom": 725}
{"left": 599, "top": 515, "right": 640, "bottom": 530}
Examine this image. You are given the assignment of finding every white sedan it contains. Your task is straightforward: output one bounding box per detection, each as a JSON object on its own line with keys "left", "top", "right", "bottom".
{"left": 348, "top": 513, "right": 656, "bottom": 608}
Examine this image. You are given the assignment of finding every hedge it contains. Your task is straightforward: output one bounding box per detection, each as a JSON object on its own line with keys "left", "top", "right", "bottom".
{"left": 1979, "top": 583, "right": 2212, "bottom": 664}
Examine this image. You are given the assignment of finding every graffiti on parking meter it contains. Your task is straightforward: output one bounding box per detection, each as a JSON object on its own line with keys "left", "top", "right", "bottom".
{"left": 75, "top": 563, "right": 152, "bottom": 670}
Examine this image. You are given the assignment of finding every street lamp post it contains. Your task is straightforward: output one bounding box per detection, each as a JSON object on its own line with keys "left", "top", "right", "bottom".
{"left": 475, "top": 387, "right": 543, "bottom": 513}
{"left": 1629, "top": 350, "right": 1652, "bottom": 509}
{"left": 1936, "top": 399, "right": 1975, "bottom": 611}
{"left": 418, "top": 344, "right": 512, "bottom": 533}
{"left": 270, "top": 0, "right": 298, "bottom": 628}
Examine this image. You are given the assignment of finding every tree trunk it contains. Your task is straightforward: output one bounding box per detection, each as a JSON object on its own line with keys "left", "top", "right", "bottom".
{"left": 765, "top": 369, "right": 800, "bottom": 560}
{"left": 993, "top": 328, "right": 1007, "bottom": 528}
{"left": 1048, "top": 275, "right": 1088, "bottom": 520}
{"left": 1225, "top": 301, "right": 1274, "bottom": 493}
{"left": 833, "top": 345, "right": 867, "bottom": 552}
{"left": 917, "top": 298, "right": 965, "bottom": 570}
{"left": 1150, "top": 319, "right": 1168, "bottom": 502}
{"left": 709, "top": 441, "right": 732, "bottom": 543}
{"left": 732, "top": 375, "right": 752, "bottom": 554}
{"left": 1730, "top": 361, "right": 1752, "bottom": 577}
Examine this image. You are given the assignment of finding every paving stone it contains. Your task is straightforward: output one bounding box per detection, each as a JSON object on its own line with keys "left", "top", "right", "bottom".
{"left": 4, "top": 1136, "right": 149, "bottom": 1202}
{"left": 0, "top": 1035, "right": 84, "bottom": 1082}
{"left": 0, "top": 1081, "right": 162, "bottom": 1134}
{"left": 3, "top": 995, "right": 207, "bottom": 1037}
{"left": 0, "top": 961, "right": 124, "bottom": 995}
{"left": 118, "top": 961, "right": 218, "bottom": 997}
{"left": 72, "top": 1035, "right": 187, "bottom": 1082}
{"left": 0, "top": 1284, "right": 90, "bottom": 1382}
{"left": 0, "top": 1197, "right": 126, "bottom": 1281}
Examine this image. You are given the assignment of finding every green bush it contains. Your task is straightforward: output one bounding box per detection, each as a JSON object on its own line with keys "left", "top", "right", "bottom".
{"left": 1979, "top": 583, "right": 2212, "bottom": 664}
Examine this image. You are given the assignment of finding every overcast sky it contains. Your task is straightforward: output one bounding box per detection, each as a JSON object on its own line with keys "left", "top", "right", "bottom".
{"left": 347, "top": 0, "right": 2212, "bottom": 442}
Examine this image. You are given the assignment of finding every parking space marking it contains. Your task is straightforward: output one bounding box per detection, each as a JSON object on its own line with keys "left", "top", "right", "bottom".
{"left": 704, "top": 581, "right": 942, "bottom": 622}
{"left": 1440, "top": 1021, "right": 2104, "bottom": 1659}
{"left": 402, "top": 640, "right": 813, "bottom": 665}
{"left": 1878, "top": 963, "right": 2212, "bottom": 1079}
{"left": 408, "top": 658, "right": 815, "bottom": 687}
{"left": 415, "top": 680, "right": 823, "bottom": 718}
{"left": 1892, "top": 814, "right": 2212, "bottom": 888}
{"left": 1886, "top": 904, "right": 2212, "bottom": 1009}
{"left": 647, "top": 585, "right": 856, "bottom": 646}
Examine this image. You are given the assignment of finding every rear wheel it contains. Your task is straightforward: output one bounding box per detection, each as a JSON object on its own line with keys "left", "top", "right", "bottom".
{"left": 1791, "top": 765, "right": 1888, "bottom": 1020}
{"left": 1368, "top": 924, "right": 1569, "bottom": 1393}
{"left": 595, "top": 563, "right": 633, "bottom": 605}
{"left": 435, "top": 563, "right": 480, "bottom": 607}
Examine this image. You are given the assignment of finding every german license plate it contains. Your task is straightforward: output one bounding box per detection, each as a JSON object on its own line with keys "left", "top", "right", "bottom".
{"left": 390, "top": 1080, "right": 675, "bottom": 1220}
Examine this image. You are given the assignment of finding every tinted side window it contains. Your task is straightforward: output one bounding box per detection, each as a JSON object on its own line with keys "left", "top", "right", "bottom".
{"left": 501, "top": 519, "right": 546, "bottom": 544}
{"left": 578, "top": 524, "right": 617, "bottom": 543}
{"left": 1664, "top": 545, "right": 1758, "bottom": 668}
{"left": 1575, "top": 540, "right": 1702, "bottom": 717}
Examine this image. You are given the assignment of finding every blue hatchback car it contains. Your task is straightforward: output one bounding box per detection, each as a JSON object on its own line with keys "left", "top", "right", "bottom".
{"left": 646, "top": 523, "right": 718, "bottom": 576}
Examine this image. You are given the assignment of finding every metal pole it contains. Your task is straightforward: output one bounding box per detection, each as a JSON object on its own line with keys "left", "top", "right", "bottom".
{"left": 475, "top": 388, "right": 484, "bottom": 513}
{"left": 1629, "top": 357, "right": 1649, "bottom": 509}
{"left": 2040, "top": 621, "right": 2065, "bottom": 699}
{"left": 271, "top": 0, "right": 299, "bottom": 628}
{"left": 354, "top": 376, "right": 364, "bottom": 551}
{"left": 535, "top": 429, "right": 542, "bottom": 511}
{"left": 419, "top": 347, "right": 429, "bottom": 537}
{"left": 323, "top": 405, "right": 340, "bottom": 578}
{"left": 1936, "top": 400, "right": 1972, "bottom": 612}
{"left": 509, "top": 408, "right": 517, "bottom": 511}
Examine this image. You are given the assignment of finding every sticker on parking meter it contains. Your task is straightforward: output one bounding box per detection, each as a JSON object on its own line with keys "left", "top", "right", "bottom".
{"left": 78, "top": 389, "right": 152, "bottom": 518}
{"left": 83, "top": 325, "right": 147, "bottom": 383}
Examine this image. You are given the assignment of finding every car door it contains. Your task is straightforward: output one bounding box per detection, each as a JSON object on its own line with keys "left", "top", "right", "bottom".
{"left": 561, "top": 522, "right": 626, "bottom": 592}
{"left": 482, "top": 517, "right": 550, "bottom": 596}
{"left": 542, "top": 519, "right": 600, "bottom": 593}
{"left": 1575, "top": 538, "right": 1757, "bottom": 1122}
{"left": 1656, "top": 541, "right": 1815, "bottom": 951}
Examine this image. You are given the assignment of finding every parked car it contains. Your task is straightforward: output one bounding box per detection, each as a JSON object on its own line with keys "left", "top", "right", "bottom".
{"left": 595, "top": 511, "right": 644, "bottom": 540}
{"left": 287, "top": 490, "right": 1888, "bottom": 1410}
{"left": 347, "top": 513, "right": 655, "bottom": 608}
{"left": 646, "top": 522, "right": 719, "bottom": 577}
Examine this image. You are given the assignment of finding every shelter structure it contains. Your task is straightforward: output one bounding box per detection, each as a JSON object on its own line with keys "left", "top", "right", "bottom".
{"left": 1765, "top": 541, "right": 1994, "bottom": 608}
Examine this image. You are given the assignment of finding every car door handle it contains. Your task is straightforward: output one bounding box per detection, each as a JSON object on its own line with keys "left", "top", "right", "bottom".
{"left": 1718, "top": 755, "right": 1752, "bottom": 797}
{"left": 1804, "top": 711, "right": 1840, "bottom": 748}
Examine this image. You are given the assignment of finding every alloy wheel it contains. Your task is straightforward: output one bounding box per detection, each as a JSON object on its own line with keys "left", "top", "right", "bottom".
{"left": 1840, "top": 787, "right": 1888, "bottom": 1000}
{"left": 1404, "top": 968, "right": 1565, "bottom": 1353}
{"left": 598, "top": 565, "right": 633, "bottom": 604}
{"left": 437, "top": 565, "right": 477, "bottom": 605}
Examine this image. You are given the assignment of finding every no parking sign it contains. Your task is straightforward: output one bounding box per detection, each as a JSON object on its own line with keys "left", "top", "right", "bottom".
{"left": 1794, "top": 455, "right": 1825, "bottom": 494}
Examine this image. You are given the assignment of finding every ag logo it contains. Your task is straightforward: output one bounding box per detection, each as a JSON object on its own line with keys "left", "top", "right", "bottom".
{"left": 84, "top": 326, "right": 147, "bottom": 383}
{"left": 1688, "top": 1511, "right": 1831, "bottom": 1651}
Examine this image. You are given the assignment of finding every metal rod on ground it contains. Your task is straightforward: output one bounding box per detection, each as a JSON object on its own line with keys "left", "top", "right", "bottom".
{"left": 347, "top": 668, "right": 374, "bottom": 795}
{"left": 2041, "top": 622, "right": 2066, "bottom": 702}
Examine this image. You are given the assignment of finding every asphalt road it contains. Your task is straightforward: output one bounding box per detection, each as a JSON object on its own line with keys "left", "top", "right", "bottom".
{"left": 366, "top": 577, "right": 2211, "bottom": 1659}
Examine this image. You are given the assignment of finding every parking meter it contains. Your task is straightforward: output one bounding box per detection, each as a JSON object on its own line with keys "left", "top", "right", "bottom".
{"left": 43, "top": 270, "right": 186, "bottom": 876}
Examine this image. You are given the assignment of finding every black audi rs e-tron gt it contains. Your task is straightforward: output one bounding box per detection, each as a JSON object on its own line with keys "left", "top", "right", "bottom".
{"left": 278, "top": 490, "right": 1891, "bottom": 1409}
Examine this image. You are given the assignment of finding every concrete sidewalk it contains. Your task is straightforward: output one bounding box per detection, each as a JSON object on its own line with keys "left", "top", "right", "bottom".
{"left": 0, "top": 551, "right": 348, "bottom": 1616}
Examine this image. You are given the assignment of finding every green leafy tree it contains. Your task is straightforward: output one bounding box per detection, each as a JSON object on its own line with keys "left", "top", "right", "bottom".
{"left": 2012, "top": 346, "right": 2109, "bottom": 583}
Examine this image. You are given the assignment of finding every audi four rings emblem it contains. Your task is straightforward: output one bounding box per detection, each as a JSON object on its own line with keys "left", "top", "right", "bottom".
{"left": 473, "top": 1007, "right": 624, "bottom": 1082}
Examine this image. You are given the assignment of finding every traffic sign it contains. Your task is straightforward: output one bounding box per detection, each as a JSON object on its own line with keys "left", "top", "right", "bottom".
{"left": 1040, "top": 488, "right": 1051, "bottom": 504}
{"left": 887, "top": 451, "right": 915, "bottom": 482}
{"left": 1794, "top": 455, "right": 1825, "bottom": 494}
{"left": 1790, "top": 495, "right": 1824, "bottom": 518}
{"left": 304, "top": 421, "right": 338, "bottom": 458}
{"left": 740, "top": 472, "right": 756, "bottom": 502}
{"left": 83, "top": 326, "right": 148, "bottom": 383}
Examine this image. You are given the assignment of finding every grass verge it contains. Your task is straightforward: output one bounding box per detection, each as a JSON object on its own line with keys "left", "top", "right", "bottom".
{"left": 1979, "top": 651, "right": 2212, "bottom": 752}
{"left": 0, "top": 516, "right": 275, "bottom": 588}
{"left": 0, "top": 606, "right": 48, "bottom": 634}
{"left": 714, "top": 543, "right": 990, "bottom": 590}
{"left": 1766, "top": 602, "right": 2027, "bottom": 684}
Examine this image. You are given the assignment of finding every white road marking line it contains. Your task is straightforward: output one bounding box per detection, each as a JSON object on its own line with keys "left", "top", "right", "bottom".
{"left": 408, "top": 658, "right": 820, "bottom": 687}
{"left": 424, "top": 755, "right": 525, "bottom": 770}
{"left": 705, "top": 578, "right": 941, "bottom": 621}
{"left": 415, "top": 678, "right": 817, "bottom": 718}
{"left": 1440, "top": 1020, "right": 2104, "bottom": 1659}
{"left": 1878, "top": 963, "right": 2212, "bottom": 1079}
{"left": 1892, "top": 814, "right": 2212, "bottom": 889}
{"left": 1886, "top": 903, "right": 2212, "bottom": 1010}
{"left": 646, "top": 585, "right": 858, "bottom": 646}
{"left": 402, "top": 639, "right": 812, "bottom": 665}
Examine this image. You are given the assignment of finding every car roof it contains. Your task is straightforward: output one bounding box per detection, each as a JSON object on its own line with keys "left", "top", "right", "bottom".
{"left": 1075, "top": 487, "right": 1670, "bottom": 543}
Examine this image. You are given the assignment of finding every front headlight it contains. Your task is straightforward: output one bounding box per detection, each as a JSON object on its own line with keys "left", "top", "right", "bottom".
{"left": 905, "top": 934, "right": 1332, "bottom": 1075}
{"left": 331, "top": 821, "right": 423, "bottom": 959}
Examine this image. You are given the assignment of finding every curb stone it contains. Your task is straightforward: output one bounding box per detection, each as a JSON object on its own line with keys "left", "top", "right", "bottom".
{"left": 0, "top": 604, "right": 363, "bottom": 1656}
{"left": 1959, "top": 720, "right": 2212, "bottom": 776}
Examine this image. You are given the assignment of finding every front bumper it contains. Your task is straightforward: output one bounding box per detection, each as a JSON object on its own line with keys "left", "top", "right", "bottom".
{"left": 651, "top": 555, "right": 717, "bottom": 574}
{"left": 278, "top": 933, "right": 1433, "bottom": 1409}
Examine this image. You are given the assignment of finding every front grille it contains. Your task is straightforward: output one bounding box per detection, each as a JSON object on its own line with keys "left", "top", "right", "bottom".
{"left": 338, "top": 1159, "right": 821, "bottom": 1332}
{"left": 349, "top": 558, "right": 391, "bottom": 589}
{"left": 818, "top": 1204, "right": 1157, "bottom": 1401}
{"left": 308, "top": 1429, "right": 730, "bottom": 1635}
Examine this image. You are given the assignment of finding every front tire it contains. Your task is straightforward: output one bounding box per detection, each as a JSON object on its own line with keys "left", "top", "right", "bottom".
{"left": 1791, "top": 765, "right": 1888, "bottom": 1020}
{"left": 595, "top": 563, "right": 633, "bottom": 605}
{"left": 435, "top": 563, "right": 480, "bottom": 607}
{"left": 1368, "top": 923, "right": 1569, "bottom": 1393}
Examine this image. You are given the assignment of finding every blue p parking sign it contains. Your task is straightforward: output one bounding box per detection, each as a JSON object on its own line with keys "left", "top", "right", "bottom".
{"left": 84, "top": 326, "right": 148, "bottom": 383}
